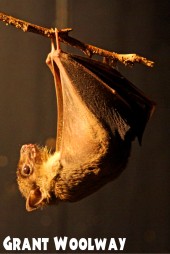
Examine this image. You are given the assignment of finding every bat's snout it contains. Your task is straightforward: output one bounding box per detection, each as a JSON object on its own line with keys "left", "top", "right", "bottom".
{"left": 20, "top": 144, "right": 38, "bottom": 159}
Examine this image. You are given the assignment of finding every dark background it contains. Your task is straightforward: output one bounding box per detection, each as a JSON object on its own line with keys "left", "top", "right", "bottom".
{"left": 0, "top": 0, "right": 169, "bottom": 253}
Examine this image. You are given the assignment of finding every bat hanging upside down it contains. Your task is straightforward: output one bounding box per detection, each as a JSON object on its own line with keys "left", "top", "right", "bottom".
{"left": 17, "top": 29, "right": 155, "bottom": 211}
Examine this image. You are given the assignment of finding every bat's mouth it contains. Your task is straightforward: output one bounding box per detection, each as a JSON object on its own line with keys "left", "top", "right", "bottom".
{"left": 26, "top": 187, "right": 48, "bottom": 212}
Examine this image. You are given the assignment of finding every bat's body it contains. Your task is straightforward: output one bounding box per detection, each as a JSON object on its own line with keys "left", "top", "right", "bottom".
{"left": 17, "top": 31, "right": 155, "bottom": 211}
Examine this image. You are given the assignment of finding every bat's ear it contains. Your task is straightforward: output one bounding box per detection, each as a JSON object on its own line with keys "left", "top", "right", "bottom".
{"left": 26, "top": 188, "right": 44, "bottom": 212}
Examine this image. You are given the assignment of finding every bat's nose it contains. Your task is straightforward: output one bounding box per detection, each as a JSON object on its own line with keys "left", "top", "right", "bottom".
{"left": 20, "top": 144, "right": 37, "bottom": 159}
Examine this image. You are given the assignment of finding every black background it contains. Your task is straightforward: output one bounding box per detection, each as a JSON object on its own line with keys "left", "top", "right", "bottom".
{"left": 0, "top": 0, "right": 169, "bottom": 253}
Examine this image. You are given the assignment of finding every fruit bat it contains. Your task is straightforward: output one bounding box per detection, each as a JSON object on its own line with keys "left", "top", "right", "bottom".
{"left": 17, "top": 30, "right": 155, "bottom": 211}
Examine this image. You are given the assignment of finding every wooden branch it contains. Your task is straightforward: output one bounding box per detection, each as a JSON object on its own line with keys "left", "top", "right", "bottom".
{"left": 0, "top": 12, "right": 154, "bottom": 67}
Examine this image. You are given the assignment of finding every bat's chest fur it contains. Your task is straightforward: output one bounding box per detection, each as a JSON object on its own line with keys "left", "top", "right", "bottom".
{"left": 53, "top": 132, "right": 131, "bottom": 202}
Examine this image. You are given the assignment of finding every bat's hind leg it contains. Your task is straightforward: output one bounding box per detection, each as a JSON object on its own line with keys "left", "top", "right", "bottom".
{"left": 49, "top": 28, "right": 61, "bottom": 56}
{"left": 55, "top": 28, "right": 61, "bottom": 54}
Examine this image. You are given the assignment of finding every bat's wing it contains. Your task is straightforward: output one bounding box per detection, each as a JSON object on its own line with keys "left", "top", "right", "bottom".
{"left": 71, "top": 54, "right": 155, "bottom": 144}
{"left": 46, "top": 51, "right": 155, "bottom": 167}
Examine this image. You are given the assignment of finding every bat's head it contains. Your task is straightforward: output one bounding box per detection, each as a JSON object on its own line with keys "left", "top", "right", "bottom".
{"left": 17, "top": 144, "right": 59, "bottom": 211}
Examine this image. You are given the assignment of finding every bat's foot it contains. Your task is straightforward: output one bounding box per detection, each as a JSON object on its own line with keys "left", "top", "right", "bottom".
{"left": 49, "top": 28, "right": 61, "bottom": 57}
{"left": 55, "top": 28, "right": 61, "bottom": 55}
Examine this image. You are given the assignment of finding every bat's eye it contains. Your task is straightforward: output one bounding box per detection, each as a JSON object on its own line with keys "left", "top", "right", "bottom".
{"left": 21, "top": 165, "right": 33, "bottom": 177}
